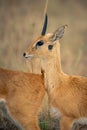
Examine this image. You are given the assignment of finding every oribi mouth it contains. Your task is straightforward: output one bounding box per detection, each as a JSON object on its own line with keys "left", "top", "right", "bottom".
{"left": 23, "top": 53, "right": 33, "bottom": 59}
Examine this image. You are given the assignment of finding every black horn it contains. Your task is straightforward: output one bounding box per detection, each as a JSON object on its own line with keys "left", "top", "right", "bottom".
{"left": 41, "top": 14, "right": 48, "bottom": 35}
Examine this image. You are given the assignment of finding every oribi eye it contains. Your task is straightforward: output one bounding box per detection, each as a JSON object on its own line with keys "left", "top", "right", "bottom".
{"left": 36, "top": 41, "right": 44, "bottom": 47}
{"left": 48, "top": 45, "right": 53, "bottom": 50}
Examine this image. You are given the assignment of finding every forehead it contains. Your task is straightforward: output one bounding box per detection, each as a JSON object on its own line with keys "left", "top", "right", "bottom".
{"left": 31, "top": 33, "right": 53, "bottom": 46}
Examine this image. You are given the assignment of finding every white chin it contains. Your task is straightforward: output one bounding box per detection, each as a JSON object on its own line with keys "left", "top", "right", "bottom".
{"left": 25, "top": 55, "right": 33, "bottom": 59}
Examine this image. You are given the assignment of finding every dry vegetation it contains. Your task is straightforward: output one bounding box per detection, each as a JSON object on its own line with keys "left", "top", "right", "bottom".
{"left": 0, "top": 0, "right": 87, "bottom": 76}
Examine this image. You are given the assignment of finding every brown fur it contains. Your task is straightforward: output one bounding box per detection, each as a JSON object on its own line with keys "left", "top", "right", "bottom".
{"left": 24, "top": 25, "right": 87, "bottom": 130}
{"left": 0, "top": 68, "right": 45, "bottom": 130}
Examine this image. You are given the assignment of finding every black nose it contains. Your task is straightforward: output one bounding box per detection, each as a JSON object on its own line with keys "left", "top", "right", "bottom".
{"left": 23, "top": 52, "right": 26, "bottom": 57}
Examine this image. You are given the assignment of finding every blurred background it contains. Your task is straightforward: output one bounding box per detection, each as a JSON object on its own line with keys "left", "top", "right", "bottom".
{"left": 0, "top": 0, "right": 87, "bottom": 76}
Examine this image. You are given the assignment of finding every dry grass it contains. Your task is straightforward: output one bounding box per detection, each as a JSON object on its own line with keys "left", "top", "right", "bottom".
{"left": 0, "top": 0, "right": 87, "bottom": 76}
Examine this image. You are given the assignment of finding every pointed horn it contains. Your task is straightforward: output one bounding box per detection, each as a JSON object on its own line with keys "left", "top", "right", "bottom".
{"left": 41, "top": 13, "right": 48, "bottom": 35}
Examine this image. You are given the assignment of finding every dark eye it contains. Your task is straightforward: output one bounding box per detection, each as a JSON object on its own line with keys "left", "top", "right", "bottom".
{"left": 36, "top": 41, "right": 44, "bottom": 47}
{"left": 48, "top": 45, "right": 53, "bottom": 50}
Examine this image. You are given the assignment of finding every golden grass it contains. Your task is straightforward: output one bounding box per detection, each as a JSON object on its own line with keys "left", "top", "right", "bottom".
{"left": 0, "top": 0, "right": 87, "bottom": 76}
{"left": 0, "top": 0, "right": 86, "bottom": 74}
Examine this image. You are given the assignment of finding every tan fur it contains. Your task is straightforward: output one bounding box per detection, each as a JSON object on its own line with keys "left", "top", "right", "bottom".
{"left": 26, "top": 58, "right": 42, "bottom": 74}
{"left": 0, "top": 68, "right": 45, "bottom": 130}
{"left": 24, "top": 26, "right": 87, "bottom": 130}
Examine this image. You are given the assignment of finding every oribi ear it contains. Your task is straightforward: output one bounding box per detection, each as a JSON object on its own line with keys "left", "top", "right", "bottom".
{"left": 51, "top": 25, "right": 68, "bottom": 42}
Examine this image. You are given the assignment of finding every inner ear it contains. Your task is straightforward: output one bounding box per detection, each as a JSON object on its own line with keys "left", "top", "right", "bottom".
{"left": 51, "top": 25, "right": 67, "bottom": 42}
